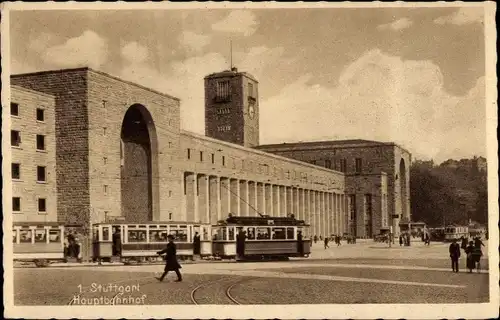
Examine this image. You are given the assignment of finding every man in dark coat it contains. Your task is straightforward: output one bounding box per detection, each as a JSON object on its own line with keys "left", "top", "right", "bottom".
{"left": 449, "top": 239, "right": 461, "bottom": 272}
{"left": 112, "top": 228, "right": 122, "bottom": 257}
{"left": 155, "top": 235, "right": 182, "bottom": 282}
{"left": 236, "top": 229, "right": 246, "bottom": 259}
{"left": 297, "top": 231, "right": 304, "bottom": 256}
{"left": 193, "top": 232, "right": 201, "bottom": 255}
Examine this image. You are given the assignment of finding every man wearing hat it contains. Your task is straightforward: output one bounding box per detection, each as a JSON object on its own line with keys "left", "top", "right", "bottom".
{"left": 155, "top": 234, "right": 182, "bottom": 282}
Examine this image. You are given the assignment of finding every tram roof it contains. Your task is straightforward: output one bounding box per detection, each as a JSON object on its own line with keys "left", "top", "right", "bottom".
{"left": 13, "top": 222, "right": 82, "bottom": 227}
{"left": 91, "top": 221, "right": 207, "bottom": 226}
{"left": 218, "top": 215, "right": 308, "bottom": 226}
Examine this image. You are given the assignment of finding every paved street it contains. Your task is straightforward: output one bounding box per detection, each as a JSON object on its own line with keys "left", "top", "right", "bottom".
{"left": 13, "top": 240, "right": 490, "bottom": 305}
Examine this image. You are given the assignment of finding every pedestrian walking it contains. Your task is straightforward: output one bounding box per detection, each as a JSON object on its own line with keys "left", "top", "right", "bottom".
{"left": 449, "top": 239, "right": 461, "bottom": 272}
{"left": 460, "top": 236, "right": 468, "bottom": 251}
{"left": 472, "top": 237, "right": 484, "bottom": 273}
{"left": 324, "top": 237, "right": 329, "bottom": 249}
{"left": 399, "top": 235, "right": 403, "bottom": 246}
{"left": 464, "top": 241, "right": 476, "bottom": 273}
{"left": 155, "top": 235, "right": 182, "bottom": 282}
{"left": 193, "top": 232, "right": 201, "bottom": 256}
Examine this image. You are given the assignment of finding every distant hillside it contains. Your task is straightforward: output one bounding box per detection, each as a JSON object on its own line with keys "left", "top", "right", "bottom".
{"left": 410, "top": 156, "right": 488, "bottom": 227}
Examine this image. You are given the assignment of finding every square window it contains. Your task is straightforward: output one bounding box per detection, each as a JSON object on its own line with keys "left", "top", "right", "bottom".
{"left": 36, "top": 135, "right": 45, "bottom": 150}
{"left": 38, "top": 198, "right": 47, "bottom": 212}
{"left": 13, "top": 197, "right": 21, "bottom": 212}
{"left": 36, "top": 108, "right": 45, "bottom": 121}
{"left": 11, "top": 130, "right": 21, "bottom": 147}
{"left": 37, "top": 166, "right": 46, "bottom": 182}
{"left": 12, "top": 163, "right": 20, "bottom": 179}
{"left": 11, "top": 103, "right": 19, "bottom": 116}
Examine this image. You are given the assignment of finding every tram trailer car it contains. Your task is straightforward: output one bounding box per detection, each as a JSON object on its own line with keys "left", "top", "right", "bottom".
{"left": 91, "top": 222, "right": 212, "bottom": 263}
{"left": 12, "top": 222, "right": 70, "bottom": 267}
{"left": 444, "top": 225, "right": 469, "bottom": 242}
{"left": 211, "top": 215, "right": 312, "bottom": 261}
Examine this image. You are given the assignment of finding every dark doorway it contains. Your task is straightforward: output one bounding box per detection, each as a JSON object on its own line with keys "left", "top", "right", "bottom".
{"left": 120, "top": 104, "right": 157, "bottom": 223}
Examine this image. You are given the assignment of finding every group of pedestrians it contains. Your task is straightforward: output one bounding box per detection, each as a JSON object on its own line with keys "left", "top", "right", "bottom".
{"left": 315, "top": 234, "right": 344, "bottom": 249}
{"left": 449, "top": 236, "right": 485, "bottom": 273}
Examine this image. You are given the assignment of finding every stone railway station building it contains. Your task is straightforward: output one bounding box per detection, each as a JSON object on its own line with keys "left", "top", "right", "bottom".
{"left": 9, "top": 67, "right": 411, "bottom": 238}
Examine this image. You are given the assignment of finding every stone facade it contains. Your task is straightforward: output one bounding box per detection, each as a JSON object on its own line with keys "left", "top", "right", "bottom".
{"left": 10, "top": 66, "right": 411, "bottom": 238}
{"left": 180, "top": 130, "right": 346, "bottom": 237}
{"left": 256, "top": 140, "right": 411, "bottom": 237}
{"left": 10, "top": 86, "right": 57, "bottom": 222}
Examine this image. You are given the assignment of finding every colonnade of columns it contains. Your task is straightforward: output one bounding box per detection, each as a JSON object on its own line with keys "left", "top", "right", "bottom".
{"left": 183, "top": 172, "right": 348, "bottom": 238}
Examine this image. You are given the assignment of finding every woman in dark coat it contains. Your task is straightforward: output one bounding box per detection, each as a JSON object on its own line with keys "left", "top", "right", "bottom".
{"left": 155, "top": 235, "right": 182, "bottom": 282}
{"left": 464, "top": 241, "right": 476, "bottom": 273}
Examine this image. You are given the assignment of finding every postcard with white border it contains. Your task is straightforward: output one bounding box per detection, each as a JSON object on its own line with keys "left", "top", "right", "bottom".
{"left": 2, "top": 2, "right": 498, "bottom": 319}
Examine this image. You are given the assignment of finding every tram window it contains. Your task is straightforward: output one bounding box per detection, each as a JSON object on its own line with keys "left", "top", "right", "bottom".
{"left": 228, "top": 227, "right": 235, "bottom": 241}
{"left": 221, "top": 228, "right": 227, "bottom": 241}
{"left": 49, "top": 230, "right": 61, "bottom": 243}
{"left": 272, "top": 228, "right": 286, "bottom": 240}
{"left": 102, "top": 227, "right": 110, "bottom": 241}
{"left": 202, "top": 227, "right": 209, "bottom": 240}
{"left": 212, "top": 228, "right": 220, "bottom": 240}
{"left": 92, "top": 228, "right": 99, "bottom": 241}
{"left": 170, "top": 229, "right": 188, "bottom": 242}
{"left": 128, "top": 230, "right": 147, "bottom": 242}
{"left": 256, "top": 227, "right": 270, "bottom": 239}
{"left": 287, "top": 227, "right": 295, "bottom": 240}
{"left": 20, "top": 230, "right": 32, "bottom": 243}
{"left": 246, "top": 227, "right": 256, "bottom": 240}
{"left": 149, "top": 230, "right": 166, "bottom": 242}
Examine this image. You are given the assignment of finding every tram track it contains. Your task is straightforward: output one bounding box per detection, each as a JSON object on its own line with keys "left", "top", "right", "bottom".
{"left": 190, "top": 276, "right": 246, "bottom": 305}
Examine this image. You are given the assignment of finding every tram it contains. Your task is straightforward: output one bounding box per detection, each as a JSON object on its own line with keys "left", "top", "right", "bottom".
{"left": 12, "top": 222, "right": 68, "bottom": 267}
{"left": 91, "top": 221, "right": 212, "bottom": 263}
{"left": 211, "top": 214, "right": 311, "bottom": 261}
{"left": 444, "top": 225, "right": 469, "bottom": 242}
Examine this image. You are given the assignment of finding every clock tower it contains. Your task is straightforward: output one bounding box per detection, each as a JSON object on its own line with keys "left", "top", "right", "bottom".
{"left": 204, "top": 67, "right": 259, "bottom": 147}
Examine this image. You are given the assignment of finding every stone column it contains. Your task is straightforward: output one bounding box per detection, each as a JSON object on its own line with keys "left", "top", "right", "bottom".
{"left": 220, "top": 178, "right": 230, "bottom": 219}
{"left": 280, "top": 186, "right": 287, "bottom": 217}
{"left": 271, "top": 184, "right": 278, "bottom": 216}
{"left": 248, "top": 181, "right": 257, "bottom": 216}
{"left": 298, "top": 188, "right": 304, "bottom": 220}
{"left": 294, "top": 188, "right": 300, "bottom": 218}
{"left": 230, "top": 179, "right": 240, "bottom": 216}
{"left": 311, "top": 190, "right": 316, "bottom": 237}
{"left": 209, "top": 176, "right": 221, "bottom": 224}
{"left": 239, "top": 180, "right": 249, "bottom": 216}
{"left": 317, "top": 191, "right": 322, "bottom": 237}
{"left": 333, "top": 193, "right": 337, "bottom": 235}
{"left": 257, "top": 183, "right": 265, "bottom": 216}
{"left": 287, "top": 186, "right": 293, "bottom": 216}
{"left": 185, "top": 172, "right": 197, "bottom": 222}
{"left": 266, "top": 184, "right": 273, "bottom": 215}
{"left": 197, "top": 174, "right": 209, "bottom": 223}
{"left": 322, "top": 192, "right": 327, "bottom": 238}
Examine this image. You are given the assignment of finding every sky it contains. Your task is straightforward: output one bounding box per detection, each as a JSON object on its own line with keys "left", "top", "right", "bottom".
{"left": 9, "top": 6, "right": 488, "bottom": 163}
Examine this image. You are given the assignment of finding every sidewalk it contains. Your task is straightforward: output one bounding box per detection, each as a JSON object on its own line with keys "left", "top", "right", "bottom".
{"left": 309, "top": 239, "right": 490, "bottom": 260}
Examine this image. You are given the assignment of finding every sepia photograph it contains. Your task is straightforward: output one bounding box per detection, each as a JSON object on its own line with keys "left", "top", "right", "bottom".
{"left": 2, "top": 2, "right": 498, "bottom": 319}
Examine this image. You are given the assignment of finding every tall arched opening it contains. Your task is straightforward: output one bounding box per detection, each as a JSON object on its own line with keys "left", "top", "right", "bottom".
{"left": 120, "top": 104, "right": 159, "bottom": 223}
{"left": 399, "top": 158, "right": 408, "bottom": 220}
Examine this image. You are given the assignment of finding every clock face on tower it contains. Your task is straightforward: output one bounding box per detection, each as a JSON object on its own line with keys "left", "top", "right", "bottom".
{"left": 248, "top": 104, "right": 255, "bottom": 119}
